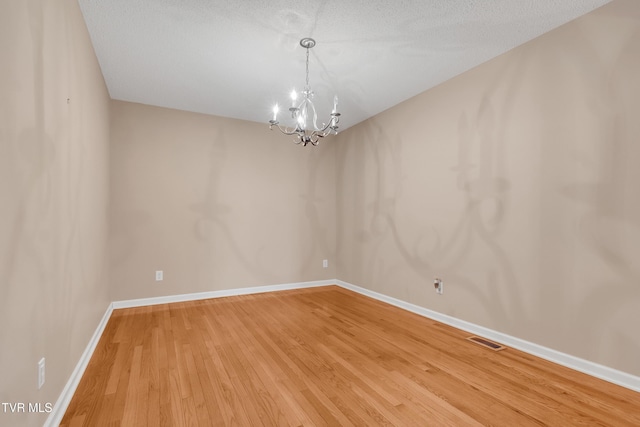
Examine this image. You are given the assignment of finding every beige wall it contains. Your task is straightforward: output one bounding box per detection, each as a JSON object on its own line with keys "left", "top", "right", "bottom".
{"left": 0, "top": 0, "right": 111, "bottom": 426}
{"left": 109, "top": 101, "right": 336, "bottom": 301}
{"left": 337, "top": 0, "right": 640, "bottom": 376}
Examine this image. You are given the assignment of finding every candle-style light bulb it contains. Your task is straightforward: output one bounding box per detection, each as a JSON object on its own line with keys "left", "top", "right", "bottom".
{"left": 272, "top": 104, "right": 279, "bottom": 121}
{"left": 290, "top": 90, "right": 298, "bottom": 107}
{"left": 332, "top": 95, "right": 338, "bottom": 113}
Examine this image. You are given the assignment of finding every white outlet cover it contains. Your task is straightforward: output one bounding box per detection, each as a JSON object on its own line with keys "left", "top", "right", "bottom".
{"left": 38, "top": 358, "right": 45, "bottom": 389}
{"left": 155, "top": 270, "right": 163, "bottom": 281}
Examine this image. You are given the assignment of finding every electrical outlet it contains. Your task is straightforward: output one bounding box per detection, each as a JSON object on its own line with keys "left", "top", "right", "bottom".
{"left": 155, "top": 270, "right": 163, "bottom": 281}
{"left": 434, "top": 278, "right": 444, "bottom": 295}
{"left": 38, "top": 358, "right": 45, "bottom": 389}
{"left": 322, "top": 259, "right": 328, "bottom": 268}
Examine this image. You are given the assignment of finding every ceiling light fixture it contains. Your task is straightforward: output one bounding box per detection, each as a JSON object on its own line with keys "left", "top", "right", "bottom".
{"left": 269, "top": 38, "right": 340, "bottom": 147}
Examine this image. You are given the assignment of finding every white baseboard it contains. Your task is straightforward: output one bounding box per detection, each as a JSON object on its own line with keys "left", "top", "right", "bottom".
{"left": 335, "top": 279, "right": 640, "bottom": 393}
{"left": 112, "top": 279, "right": 336, "bottom": 309}
{"left": 45, "top": 302, "right": 114, "bottom": 427}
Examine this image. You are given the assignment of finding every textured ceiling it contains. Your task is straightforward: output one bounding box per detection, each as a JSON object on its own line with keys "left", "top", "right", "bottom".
{"left": 78, "top": 0, "right": 611, "bottom": 130}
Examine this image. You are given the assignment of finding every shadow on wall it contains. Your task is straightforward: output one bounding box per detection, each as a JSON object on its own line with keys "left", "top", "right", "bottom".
{"left": 339, "top": 53, "right": 527, "bottom": 330}
{"left": 189, "top": 128, "right": 282, "bottom": 283}
{"left": 558, "top": 29, "right": 640, "bottom": 369}
{"left": 189, "top": 127, "right": 333, "bottom": 285}
{"left": 110, "top": 210, "right": 152, "bottom": 272}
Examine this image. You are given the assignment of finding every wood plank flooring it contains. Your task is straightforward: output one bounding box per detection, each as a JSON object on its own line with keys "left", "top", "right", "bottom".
{"left": 61, "top": 285, "right": 640, "bottom": 426}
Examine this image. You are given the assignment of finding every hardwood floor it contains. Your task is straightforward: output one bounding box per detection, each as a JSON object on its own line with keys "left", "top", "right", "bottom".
{"left": 61, "top": 285, "right": 640, "bottom": 426}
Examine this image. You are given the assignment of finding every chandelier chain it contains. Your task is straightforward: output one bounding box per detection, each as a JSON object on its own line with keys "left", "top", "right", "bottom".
{"left": 305, "top": 47, "right": 310, "bottom": 91}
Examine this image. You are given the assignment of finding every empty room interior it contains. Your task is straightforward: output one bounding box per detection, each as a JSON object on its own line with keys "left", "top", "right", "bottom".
{"left": 2, "top": 0, "right": 640, "bottom": 426}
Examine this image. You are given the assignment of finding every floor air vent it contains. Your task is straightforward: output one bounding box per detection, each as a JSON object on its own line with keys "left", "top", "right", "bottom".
{"left": 466, "top": 336, "right": 506, "bottom": 351}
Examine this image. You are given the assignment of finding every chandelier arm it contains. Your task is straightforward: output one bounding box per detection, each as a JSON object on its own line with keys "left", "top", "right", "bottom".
{"left": 300, "top": 119, "right": 340, "bottom": 146}
{"left": 303, "top": 97, "right": 322, "bottom": 131}
{"left": 270, "top": 121, "right": 314, "bottom": 145}
{"left": 269, "top": 122, "right": 303, "bottom": 136}
{"left": 312, "top": 120, "right": 334, "bottom": 136}
{"left": 306, "top": 133, "right": 321, "bottom": 146}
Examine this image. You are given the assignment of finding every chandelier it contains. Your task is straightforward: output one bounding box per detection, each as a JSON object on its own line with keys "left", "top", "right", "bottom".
{"left": 269, "top": 38, "right": 340, "bottom": 146}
